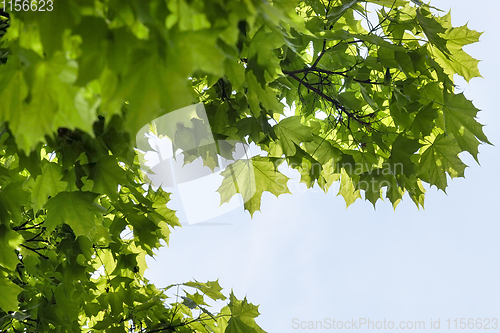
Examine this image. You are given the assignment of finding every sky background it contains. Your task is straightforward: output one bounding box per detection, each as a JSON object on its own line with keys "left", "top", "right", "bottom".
{"left": 145, "top": 1, "right": 500, "bottom": 331}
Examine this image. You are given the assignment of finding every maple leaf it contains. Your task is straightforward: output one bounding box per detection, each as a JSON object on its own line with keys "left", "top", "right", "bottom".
{"left": 27, "top": 160, "right": 68, "bottom": 212}
{"left": 417, "top": 9, "right": 450, "bottom": 55}
{"left": 184, "top": 280, "right": 227, "bottom": 301}
{"left": 274, "top": 116, "right": 314, "bottom": 156}
{"left": 443, "top": 92, "right": 490, "bottom": 162}
{"left": 388, "top": 135, "right": 421, "bottom": 177}
{"left": 45, "top": 191, "right": 108, "bottom": 240}
{"left": 418, "top": 134, "right": 467, "bottom": 191}
{"left": 226, "top": 292, "right": 266, "bottom": 333}
{"left": 337, "top": 169, "right": 361, "bottom": 208}
{"left": 0, "top": 225, "right": 22, "bottom": 271}
{"left": 217, "top": 156, "right": 291, "bottom": 216}
{"left": 0, "top": 276, "right": 23, "bottom": 312}
{"left": 88, "top": 155, "right": 128, "bottom": 200}
{"left": 431, "top": 24, "right": 483, "bottom": 82}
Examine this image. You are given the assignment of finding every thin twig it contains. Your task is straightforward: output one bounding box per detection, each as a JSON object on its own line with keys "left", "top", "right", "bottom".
{"left": 284, "top": 72, "right": 370, "bottom": 126}
{"left": 20, "top": 244, "right": 48, "bottom": 259}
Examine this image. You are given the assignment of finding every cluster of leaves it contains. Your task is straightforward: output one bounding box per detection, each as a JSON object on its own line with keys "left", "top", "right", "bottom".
{"left": 209, "top": 0, "right": 490, "bottom": 211}
{"left": 0, "top": 0, "right": 489, "bottom": 332}
{"left": 0, "top": 0, "right": 273, "bottom": 331}
{"left": 0, "top": 118, "right": 263, "bottom": 332}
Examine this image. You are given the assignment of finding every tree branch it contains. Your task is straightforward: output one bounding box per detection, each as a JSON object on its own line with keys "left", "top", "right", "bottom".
{"left": 13, "top": 220, "right": 44, "bottom": 231}
{"left": 284, "top": 72, "right": 370, "bottom": 126}
{"left": 26, "top": 229, "right": 48, "bottom": 243}
{"left": 20, "top": 244, "right": 49, "bottom": 259}
{"left": 283, "top": 68, "right": 382, "bottom": 85}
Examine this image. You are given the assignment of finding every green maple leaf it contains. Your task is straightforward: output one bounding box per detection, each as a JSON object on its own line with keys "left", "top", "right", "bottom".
{"left": 0, "top": 225, "right": 22, "bottom": 271}
{"left": 27, "top": 160, "right": 67, "bottom": 212}
{"left": 385, "top": 175, "right": 404, "bottom": 208}
{"left": 182, "top": 291, "right": 207, "bottom": 308}
{"left": 358, "top": 173, "right": 388, "bottom": 206}
{"left": 217, "top": 156, "right": 290, "bottom": 216}
{"left": 147, "top": 187, "right": 181, "bottom": 228}
{"left": 388, "top": 135, "right": 421, "bottom": 177}
{"left": 303, "top": 137, "right": 343, "bottom": 165}
{"left": 408, "top": 103, "right": 439, "bottom": 139}
{"left": 246, "top": 73, "right": 283, "bottom": 117}
{"left": 73, "top": 16, "right": 109, "bottom": 85}
{"left": 184, "top": 280, "right": 226, "bottom": 301}
{"left": 0, "top": 65, "right": 28, "bottom": 131}
{"left": 415, "top": 10, "right": 482, "bottom": 81}
{"left": 443, "top": 92, "right": 490, "bottom": 162}
{"left": 228, "top": 292, "right": 260, "bottom": 318}
{"left": 418, "top": 134, "right": 467, "bottom": 191}
{"left": 174, "top": 30, "right": 226, "bottom": 77}
{"left": 226, "top": 292, "right": 265, "bottom": 333}
{"left": 8, "top": 54, "right": 85, "bottom": 153}
{"left": 121, "top": 54, "right": 192, "bottom": 138}
{"left": 247, "top": 25, "right": 285, "bottom": 84}
{"left": 337, "top": 169, "right": 361, "bottom": 208}
{"left": 236, "top": 117, "right": 265, "bottom": 144}
{"left": 326, "top": 0, "right": 358, "bottom": 24}
{"left": 443, "top": 24, "right": 482, "bottom": 48}
{"left": 431, "top": 45, "right": 481, "bottom": 82}
{"left": 0, "top": 181, "right": 30, "bottom": 223}
{"left": 436, "top": 25, "right": 482, "bottom": 82}
{"left": 44, "top": 191, "right": 107, "bottom": 240}
{"left": 0, "top": 275, "right": 23, "bottom": 312}
{"left": 37, "top": 1, "right": 74, "bottom": 57}
{"left": 416, "top": 9, "right": 450, "bottom": 55}
{"left": 224, "top": 59, "right": 246, "bottom": 92}
{"left": 274, "top": 116, "right": 314, "bottom": 156}
{"left": 430, "top": 24, "right": 482, "bottom": 82}
{"left": 89, "top": 156, "right": 128, "bottom": 200}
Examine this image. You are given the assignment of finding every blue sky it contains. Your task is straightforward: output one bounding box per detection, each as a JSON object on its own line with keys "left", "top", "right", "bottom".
{"left": 145, "top": 1, "right": 500, "bottom": 331}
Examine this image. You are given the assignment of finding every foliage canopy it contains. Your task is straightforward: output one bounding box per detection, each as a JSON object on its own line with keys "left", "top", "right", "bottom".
{"left": 0, "top": 0, "right": 489, "bottom": 332}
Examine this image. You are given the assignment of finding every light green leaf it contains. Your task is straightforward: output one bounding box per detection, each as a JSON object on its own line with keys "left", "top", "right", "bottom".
{"left": 45, "top": 191, "right": 107, "bottom": 240}
{"left": 303, "top": 137, "right": 343, "bottom": 165}
{"left": 408, "top": 103, "right": 438, "bottom": 138}
{"left": 430, "top": 23, "right": 482, "bottom": 82}
{"left": 5, "top": 54, "right": 80, "bottom": 153}
{"left": 443, "top": 92, "right": 489, "bottom": 161}
{"left": 147, "top": 187, "right": 181, "bottom": 228}
{"left": 327, "top": 0, "right": 358, "bottom": 25}
{"left": 388, "top": 135, "right": 421, "bottom": 176}
{"left": 0, "top": 65, "right": 28, "bottom": 128}
{"left": 443, "top": 24, "right": 482, "bottom": 48}
{"left": 246, "top": 73, "right": 283, "bottom": 117}
{"left": 337, "top": 169, "right": 361, "bottom": 207}
{"left": 358, "top": 172, "right": 387, "bottom": 206}
{"left": 0, "top": 225, "right": 22, "bottom": 271}
{"left": 0, "top": 275, "right": 23, "bottom": 312}
{"left": 184, "top": 280, "right": 227, "bottom": 301}
{"left": 89, "top": 156, "right": 128, "bottom": 200}
{"left": 226, "top": 292, "right": 265, "bottom": 333}
{"left": 224, "top": 59, "right": 246, "bottom": 92}
{"left": 418, "top": 134, "right": 467, "bottom": 191}
{"left": 274, "top": 116, "right": 314, "bottom": 156}
{"left": 431, "top": 44, "right": 481, "bottom": 82}
{"left": 416, "top": 9, "right": 450, "bottom": 55}
{"left": 28, "top": 160, "right": 67, "bottom": 212}
{"left": 217, "top": 156, "right": 290, "bottom": 216}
